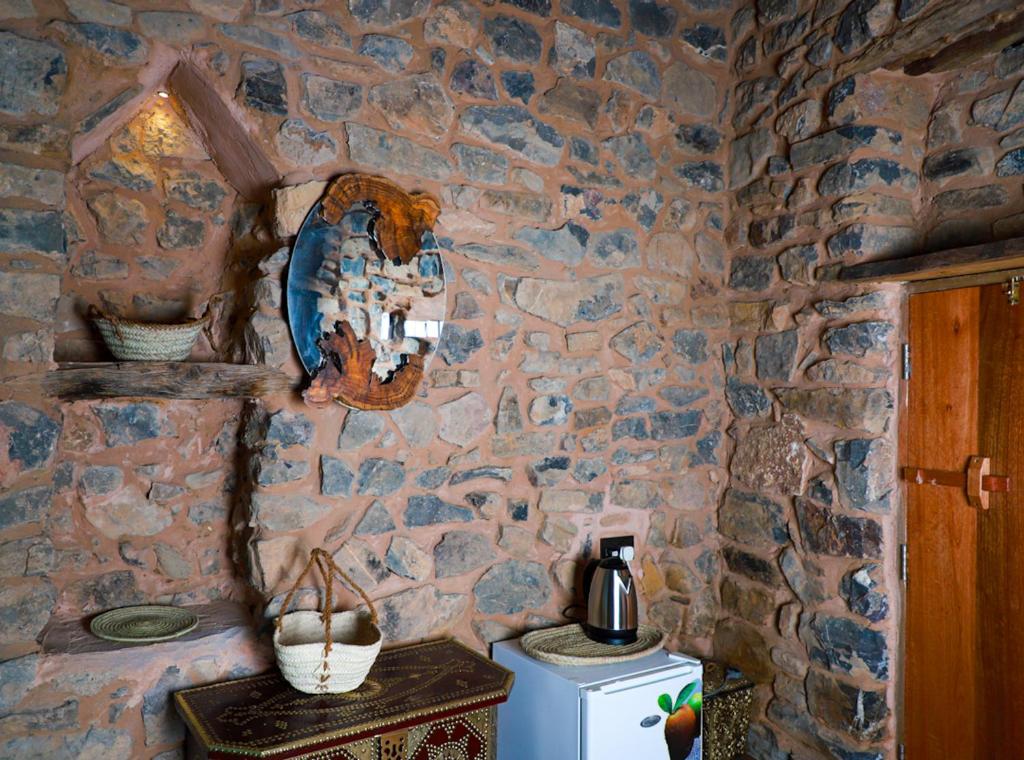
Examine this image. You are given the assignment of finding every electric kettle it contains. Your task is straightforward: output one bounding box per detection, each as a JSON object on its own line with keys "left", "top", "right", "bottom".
{"left": 585, "top": 542, "right": 638, "bottom": 645}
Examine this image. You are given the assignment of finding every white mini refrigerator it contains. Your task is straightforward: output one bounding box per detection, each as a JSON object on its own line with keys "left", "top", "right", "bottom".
{"left": 493, "top": 639, "right": 703, "bottom": 760}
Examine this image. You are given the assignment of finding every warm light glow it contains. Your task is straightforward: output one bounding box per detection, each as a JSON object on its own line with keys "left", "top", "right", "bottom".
{"left": 157, "top": 90, "right": 170, "bottom": 99}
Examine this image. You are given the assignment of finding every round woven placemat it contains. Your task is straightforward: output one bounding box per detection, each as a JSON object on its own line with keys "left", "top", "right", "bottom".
{"left": 521, "top": 623, "right": 665, "bottom": 666}
{"left": 90, "top": 605, "right": 198, "bottom": 643}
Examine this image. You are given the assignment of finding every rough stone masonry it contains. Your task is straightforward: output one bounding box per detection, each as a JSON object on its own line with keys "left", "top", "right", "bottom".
{"left": 0, "top": 0, "right": 1022, "bottom": 757}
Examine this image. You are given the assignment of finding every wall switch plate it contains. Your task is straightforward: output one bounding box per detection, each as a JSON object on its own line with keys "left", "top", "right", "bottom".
{"left": 599, "top": 535, "right": 635, "bottom": 560}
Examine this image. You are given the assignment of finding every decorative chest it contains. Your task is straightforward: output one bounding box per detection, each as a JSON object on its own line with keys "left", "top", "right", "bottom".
{"left": 175, "top": 639, "right": 513, "bottom": 759}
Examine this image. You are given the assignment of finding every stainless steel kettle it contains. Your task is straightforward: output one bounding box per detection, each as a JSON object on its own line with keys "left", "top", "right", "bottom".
{"left": 585, "top": 545, "right": 638, "bottom": 645}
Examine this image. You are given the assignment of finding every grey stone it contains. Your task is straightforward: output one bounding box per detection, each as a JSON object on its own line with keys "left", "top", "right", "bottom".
{"left": 0, "top": 486, "right": 50, "bottom": 533}
{"left": 603, "top": 133, "right": 655, "bottom": 179}
{"left": 460, "top": 105, "right": 564, "bottom": 166}
{"left": 0, "top": 271, "right": 60, "bottom": 322}
{"left": 334, "top": 539, "right": 389, "bottom": 589}
{"left": 562, "top": 0, "right": 621, "bottom": 27}
{"left": 485, "top": 15, "right": 542, "bottom": 62}
{"left": 138, "top": 12, "right": 203, "bottom": 42}
{"left": 276, "top": 118, "right": 337, "bottom": 166}
{"left": 0, "top": 402, "right": 60, "bottom": 472}
{"left": 251, "top": 493, "right": 333, "bottom": 531}
{"left": 649, "top": 411, "right": 700, "bottom": 440}
{"left": 95, "top": 403, "right": 171, "bottom": 447}
{"left": 512, "top": 273, "right": 623, "bottom": 326}
{"left": 722, "top": 545, "right": 781, "bottom": 586}
{"left": 682, "top": 22, "right": 725, "bottom": 60}
{"left": 807, "top": 670, "right": 888, "bottom": 743}
{"left": 934, "top": 185, "right": 1010, "bottom": 211}
{"left": 662, "top": 62, "right": 717, "bottom": 117}
{"left": 776, "top": 388, "right": 892, "bottom": 434}
{"left": 164, "top": 170, "right": 227, "bottom": 212}
{"left": 347, "top": 123, "right": 452, "bottom": 180}
{"left": 0, "top": 654, "right": 38, "bottom": 713}
{"left": 0, "top": 209, "right": 63, "bottom": 262}
{"left": 450, "top": 466, "right": 513, "bottom": 486}
{"left": 53, "top": 21, "right": 147, "bottom": 65}
{"left": 80, "top": 465, "right": 123, "bottom": 496}
{"left": 840, "top": 564, "right": 888, "bottom": 622}
{"left": 0, "top": 162, "right": 63, "bottom": 205}
{"left": 659, "top": 386, "right": 708, "bottom": 408}
{"left": 515, "top": 222, "right": 589, "bottom": 266}
{"left": 590, "top": 228, "right": 640, "bottom": 268}
{"left": 827, "top": 223, "right": 917, "bottom": 259}
{"left": 814, "top": 292, "right": 888, "bottom": 317}
{"left": 501, "top": 71, "right": 535, "bottom": 104}
{"left": 349, "top": 0, "right": 430, "bottom": 25}
{"left": 388, "top": 402, "right": 436, "bottom": 447}
{"left": 434, "top": 531, "right": 492, "bottom": 577}
{"left": 730, "top": 256, "right": 775, "bottom": 291}
{"left": 87, "top": 193, "right": 148, "bottom": 245}
{"left": 474, "top": 560, "right": 551, "bottom": 613}
{"left": 725, "top": 377, "right": 772, "bottom": 418}
{"left": 449, "top": 59, "right": 497, "bottom": 101}
{"left": 528, "top": 394, "right": 574, "bottom": 426}
{"left": 239, "top": 57, "right": 287, "bottom": 115}
{"left": 675, "top": 124, "right": 722, "bottom": 155}
{"left": 808, "top": 614, "right": 888, "bottom": 679}
{"left": 796, "top": 497, "right": 883, "bottom": 558}
{"left": 922, "top": 148, "right": 987, "bottom": 182}
{"left": 538, "top": 80, "right": 601, "bottom": 128}
{"left": 824, "top": 321, "right": 894, "bottom": 358}
{"left": 452, "top": 143, "right": 507, "bottom": 183}
{"left": 496, "top": 387, "right": 524, "bottom": 434}
{"left": 755, "top": 330, "right": 798, "bottom": 381}
{"left": 603, "top": 51, "right": 660, "bottom": 98}
{"left": 835, "top": 438, "right": 893, "bottom": 513}
{"left": 416, "top": 467, "right": 452, "bottom": 489}
{"left": 780, "top": 546, "right": 824, "bottom": 606}
{"left": 368, "top": 74, "right": 453, "bottom": 139}
{"left": 374, "top": 585, "right": 467, "bottom": 641}
{"left": 338, "top": 410, "right": 384, "bottom": 449}
{"left": 719, "top": 487, "right": 789, "bottom": 549}
{"left": 611, "top": 321, "right": 662, "bottom": 363}
{"left": 301, "top": 74, "right": 361, "bottom": 121}
{"left": 266, "top": 410, "right": 313, "bottom": 447}
{"left": 357, "top": 458, "right": 405, "bottom": 497}
{"left": 526, "top": 456, "right": 570, "bottom": 486}
{"left": 551, "top": 21, "right": 595, "bottom": 78}
{"left": 439, "top": 324, "right": 484, "bottom": 365}
{"left": 289, "top": 10, "right": 351, "bottom": 48}
{"left": 157, "top": 210, "right": 204, "bottom": 250}
{"left": 216, "top": 23, "right": 299, "bottom": 58}
{"left": 672, "top": 329, "right": 708, "bottom": 364}
{"left": 676, "top": 161, "right": 724, "bottom": 192}
{"left": 996, "top": 148, "right": 1024, "bottom": 176}
{"left": 404, "top": 495, "right": 474, "bottom": 526}
{"left": 790, "top": 125, "right": 902, "bottom": 171}
{"left": 818, "top": 158, "right": 918, "bottom": 196}
{"left": 359, "top": 34, "right": 413, "bottom": 72}
{"left": 0, "top": 32, "right": 66, "bottom": 117}
{"left": 385, "top": 536, "right": 432, "bottom": 580}
{"left": 351, "top": 501, "right": 394, "bottom": 535}
{"left": 834, "top": 0, "right": 888, "bottom": 54}
{"left": 0, "top": 581, "right": 55, "bottom": 644}
{"left": 319, "top": 456, "right": 355, "bottom": 497}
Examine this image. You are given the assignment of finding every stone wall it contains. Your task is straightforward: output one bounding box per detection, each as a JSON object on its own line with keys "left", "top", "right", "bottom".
{"left": 0, "top": 0, "right": 734, "bottom": 755}
{"left": 918, "top": 42, "right": 1024, "bottom": 249}
{"left": 721, "top": 1, "right": 1024, "bottom": 758}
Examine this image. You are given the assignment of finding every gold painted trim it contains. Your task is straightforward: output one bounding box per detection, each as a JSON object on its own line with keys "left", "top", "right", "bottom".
{"left": 175, "top": 638, "right": 514, "bottom": 758}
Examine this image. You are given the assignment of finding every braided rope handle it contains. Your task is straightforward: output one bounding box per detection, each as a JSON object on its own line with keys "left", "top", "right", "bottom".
{"left": 274, "top": 548, "right": 380, "bottom": 659}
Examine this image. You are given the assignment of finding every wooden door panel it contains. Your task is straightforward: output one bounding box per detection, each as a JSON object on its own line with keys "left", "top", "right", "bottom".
{"left": 978, "top": 284, "right": 1024, "bottom": 757}
{"left": 904, "top": 288, "right": 980, "bottom": 759}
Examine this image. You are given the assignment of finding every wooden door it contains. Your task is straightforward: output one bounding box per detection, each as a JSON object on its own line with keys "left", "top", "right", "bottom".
{"left": 904, "top": 284, "right": 1024, "bottom": 758}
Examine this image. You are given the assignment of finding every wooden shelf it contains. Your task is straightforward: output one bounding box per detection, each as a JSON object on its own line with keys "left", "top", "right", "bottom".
{"left": 840, "top": 236, "right": 1024, "bottom": 284}
{"left": 35, "top": 361, "right": 292, "bottom": 400}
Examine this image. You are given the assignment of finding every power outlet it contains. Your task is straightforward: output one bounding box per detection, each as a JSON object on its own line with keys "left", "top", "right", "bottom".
{"left": 599, "top": 535, "right": 635, "bottom": 560}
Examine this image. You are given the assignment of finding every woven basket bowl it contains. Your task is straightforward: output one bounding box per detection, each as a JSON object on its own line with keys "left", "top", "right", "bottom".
{"left": 274, "top": 609, "right": 382, "bottom": 694}
{"left": 93, "top": 317, "right": 205, "bottom": 361}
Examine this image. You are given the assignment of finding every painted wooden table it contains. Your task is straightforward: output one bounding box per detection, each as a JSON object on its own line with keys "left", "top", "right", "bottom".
{"left": 175, "top": 639, "right": 514, "bottom": 759}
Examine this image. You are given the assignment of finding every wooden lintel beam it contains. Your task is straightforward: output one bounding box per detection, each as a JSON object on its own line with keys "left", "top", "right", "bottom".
{"left": 839, "top": 236, "right": 1024, "bottom": 283}
{"left": 905, "top": 16, "right": 1024, "bottom": 76}
{"left": 837, "top": 0, "right": 1023, "bottom": 78}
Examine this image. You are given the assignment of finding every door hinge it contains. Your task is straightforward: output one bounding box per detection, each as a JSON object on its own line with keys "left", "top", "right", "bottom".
{"left": 901, "top": 343, "right": 911, "bottom": 381}
{"left": 898, "top": 742, "right": 906, "bottom": 760}
{"left": 900, "top": 544, "right": 908, "bottom": 585}
{"left": 1005, "top": 276, "right": 1022, "bottom": 306}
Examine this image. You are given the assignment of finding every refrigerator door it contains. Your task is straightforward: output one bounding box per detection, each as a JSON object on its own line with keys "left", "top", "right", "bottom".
{"left": 581, "top": 662, "right": 702, "bottom": 760}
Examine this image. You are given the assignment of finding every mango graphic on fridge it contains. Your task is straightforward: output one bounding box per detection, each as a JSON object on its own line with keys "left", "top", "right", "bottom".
{"left": 657, "top": 681, "right": 701, "bottom": 759}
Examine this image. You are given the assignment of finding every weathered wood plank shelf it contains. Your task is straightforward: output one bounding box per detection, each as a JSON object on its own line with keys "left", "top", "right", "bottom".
{"left": 840, "top": 236, "right": 1024, "bottom": 284}
{"left": 37, "top": 362, "right": 292, "bottom": 400}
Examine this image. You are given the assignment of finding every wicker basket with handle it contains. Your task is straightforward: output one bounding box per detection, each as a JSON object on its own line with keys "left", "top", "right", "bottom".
{"left": 273, "top": 548, "right": 383, "bottom": 694}
{"left": 89, "top": 302, "right": 215, "bottom": 362}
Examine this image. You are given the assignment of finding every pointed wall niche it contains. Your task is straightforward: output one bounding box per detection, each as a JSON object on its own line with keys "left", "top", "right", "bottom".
{"left": 60, "top": 57, "right": 281, "bottom": 363}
